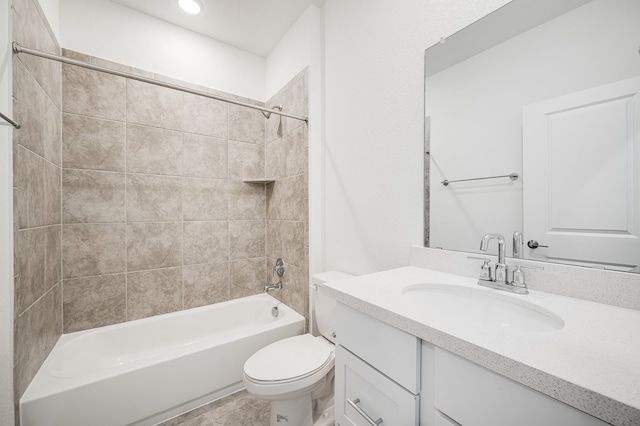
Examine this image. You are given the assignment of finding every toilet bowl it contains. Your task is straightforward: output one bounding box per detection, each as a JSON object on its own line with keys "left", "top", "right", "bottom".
{"left": 243, "top": 271, "right": 353, "bottom": 426}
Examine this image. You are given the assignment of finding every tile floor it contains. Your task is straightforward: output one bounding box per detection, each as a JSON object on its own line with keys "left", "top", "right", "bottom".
{"left": 159, "top": 390, "right": 270, "bottom": 426}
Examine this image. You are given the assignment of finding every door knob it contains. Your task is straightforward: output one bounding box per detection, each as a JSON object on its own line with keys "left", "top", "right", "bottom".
{"left": 527, "top": 240, "right": 549, "bottom": 249}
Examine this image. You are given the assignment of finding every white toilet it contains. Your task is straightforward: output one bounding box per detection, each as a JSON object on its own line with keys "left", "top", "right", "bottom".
{"left": 243, "top": 271, "right": 353, "bottom": 426}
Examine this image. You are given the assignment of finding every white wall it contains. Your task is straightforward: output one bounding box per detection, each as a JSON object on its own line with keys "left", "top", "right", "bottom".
{"left": 265, "top": 5, "right": 325, "bottom": 279}
{"left": 59, "top": 0, "right": 266, "bottom": 100}
{"left": 321, "top": 0, "right": 510, "bottom": 275}
{"left": 0, "top": 0, "right": 14, "bottom": 422}
{"left": 428, "top": 0, "right": 640, "bottom": 256}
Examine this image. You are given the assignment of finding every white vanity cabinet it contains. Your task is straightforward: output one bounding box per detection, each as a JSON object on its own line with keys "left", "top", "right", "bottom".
{"left": 336, "top": 303, "right": 610, "bottom": 426}
{"left": 335, "top": 304, "right": 421, "bottom": 425}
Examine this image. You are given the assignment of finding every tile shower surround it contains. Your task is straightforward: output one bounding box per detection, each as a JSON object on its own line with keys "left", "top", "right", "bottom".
{"left": 12, "top": 0, "right": 63, "bottom": 412}
{"left": 11, "top": 0, "right": 309, "bottom": 418}
{"left": 60, "top": 51, "right": 309, "bottom": 333}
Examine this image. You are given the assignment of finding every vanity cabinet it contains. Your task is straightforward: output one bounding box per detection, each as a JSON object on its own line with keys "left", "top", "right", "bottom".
{"left": 335, "top": 304, "right": 420, "bottom": 425}
{"left": 336, "top": 303, "right": 609, "bottom": 426}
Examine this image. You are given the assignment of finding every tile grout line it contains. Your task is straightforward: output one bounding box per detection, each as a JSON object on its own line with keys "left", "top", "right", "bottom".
{"left": 124, "top": 73, "right": 128, "bottom": 322}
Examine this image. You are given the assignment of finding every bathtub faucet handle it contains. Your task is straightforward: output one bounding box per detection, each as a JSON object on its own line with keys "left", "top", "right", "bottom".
{"left": 273, "top": 258, "right": 286, "bottom": 278}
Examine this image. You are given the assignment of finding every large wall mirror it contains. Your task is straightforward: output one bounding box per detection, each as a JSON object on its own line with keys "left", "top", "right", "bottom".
{"left": 424, "top": 0, "right": 640, "bottom": 272}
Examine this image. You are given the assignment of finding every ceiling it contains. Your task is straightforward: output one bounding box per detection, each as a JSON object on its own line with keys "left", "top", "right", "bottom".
{"left": 110, "top": 0, "right": 326, "bottom": 57}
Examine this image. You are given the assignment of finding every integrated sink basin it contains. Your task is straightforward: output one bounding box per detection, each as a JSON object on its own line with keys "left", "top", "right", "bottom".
{"left": 401, "top": 284, "right": 565, "bottom": 332}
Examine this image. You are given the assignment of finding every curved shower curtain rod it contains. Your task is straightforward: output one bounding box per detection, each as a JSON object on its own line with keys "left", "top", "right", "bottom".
{"left": 12, "top": 42, "right": 309, "bottom": 124}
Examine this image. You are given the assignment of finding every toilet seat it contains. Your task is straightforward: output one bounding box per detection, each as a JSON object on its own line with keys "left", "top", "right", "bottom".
{"left": 244, "top": 334, "right": 334, "bottom": 384}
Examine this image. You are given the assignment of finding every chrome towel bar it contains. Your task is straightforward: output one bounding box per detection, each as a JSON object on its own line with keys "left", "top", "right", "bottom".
{"left": 0, "top": 112, "right": 20, "bottom": 129}
{"left": 442, "top": 172, "right": 518, "bottom": 186}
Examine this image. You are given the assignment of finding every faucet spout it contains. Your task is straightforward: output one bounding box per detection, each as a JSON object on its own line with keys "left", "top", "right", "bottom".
{"left": 264, "top": 281, "right": 282, "bottom": 293}
{"left": 480, "top": 233, "right": 506, "bottom": 264}
{"left": 480, "top": 233, "right": 507, "bottom": 283}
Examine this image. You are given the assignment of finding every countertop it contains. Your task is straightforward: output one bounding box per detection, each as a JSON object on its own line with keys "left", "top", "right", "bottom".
{"left": 320, "top": 266, "right": 640, "bottom": 426}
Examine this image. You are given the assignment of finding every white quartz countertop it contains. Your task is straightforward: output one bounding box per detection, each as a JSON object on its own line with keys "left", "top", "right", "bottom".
{"left": 320, "top": 266, "right": 640, "bottom": 426}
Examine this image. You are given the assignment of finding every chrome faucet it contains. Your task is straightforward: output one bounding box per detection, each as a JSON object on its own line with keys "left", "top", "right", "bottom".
{"left": 480, "top": 233, "right": 507, "bottom": 283}
{"left": 264, "top": 258, "right": 286, "bottom": 293}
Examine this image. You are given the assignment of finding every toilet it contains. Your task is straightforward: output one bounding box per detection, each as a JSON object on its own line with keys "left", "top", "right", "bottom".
{"left": 243, "top": 271, "right": 353, "bottom": 426}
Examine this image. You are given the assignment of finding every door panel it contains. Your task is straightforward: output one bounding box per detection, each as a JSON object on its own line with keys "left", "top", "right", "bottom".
{"left": 523, "top": 77, "right": 640, "bottom": 270}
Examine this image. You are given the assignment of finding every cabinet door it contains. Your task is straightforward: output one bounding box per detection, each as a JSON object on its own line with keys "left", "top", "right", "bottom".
{"left": 335, "top": 345, "right": 418, "bottom": 426}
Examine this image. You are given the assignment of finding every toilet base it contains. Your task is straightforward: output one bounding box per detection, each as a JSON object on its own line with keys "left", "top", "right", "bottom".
{"left": 270, "top": 394, "right": 313, "bottom": 426}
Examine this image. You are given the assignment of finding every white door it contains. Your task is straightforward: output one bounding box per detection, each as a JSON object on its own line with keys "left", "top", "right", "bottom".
{"left": 523, "top": 76, "right": 640, "bottom": 271}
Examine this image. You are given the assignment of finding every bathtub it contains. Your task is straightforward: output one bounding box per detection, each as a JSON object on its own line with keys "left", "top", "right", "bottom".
{"left": 20, "top": 293, "right": 304, "bottom": 426}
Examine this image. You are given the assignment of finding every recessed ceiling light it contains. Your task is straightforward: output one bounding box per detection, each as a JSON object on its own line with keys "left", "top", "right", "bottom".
{"left": 178, "top": 0, "right": 202, "bottom": 14}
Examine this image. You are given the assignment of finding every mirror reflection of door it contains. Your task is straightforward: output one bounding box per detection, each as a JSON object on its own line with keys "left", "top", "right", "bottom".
{"left": 523, "top": 76, "right": 640, "bottom": 271}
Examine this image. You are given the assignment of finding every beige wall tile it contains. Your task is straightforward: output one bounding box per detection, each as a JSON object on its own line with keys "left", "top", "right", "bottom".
{"left": 41, "top": 27, "right": 62, "bottom": 109}
{"left": 62, "top": 114, "right": 126, "bottom": 172}
{"left": 62, "top": 64, "right": 125, "bottom": 121}
{"left": 43, "top": 160, "right": 61, "bottom": 226}
{"left": 15, "top": 228, "right": 46, "bottom": 315}
{"left": 16, "top": 146, "right": 46, "bottom": 228}
{"left": 228, "top": 104, "right": 265, "bottom": 144}
{"left": 229, "top": 140, "right": 264, "bottom": 181}
{"left": 228, "top": 182, "right": 265, "bottom": 220}
{"left": 279, "top": 76, "right": 308, "bottom": 136}
{"left": 183, "top": 263, "right": 229, "bottom": 309}
{"left": 13, "top": 59, "right": 45, "bottom": 157}
{"left": 63, "top": 274, "right": 126, "bottom": 332}
{"left": 91, "top": 56, "right": 154, "bottom": 79}
{"left": 126, "top": 124, "right": 182, "bottom": 176}
{"left": 184, "top": 93, "right": 227, "bottom": 138}
{"left": 282, "top": 125, "right": 308, "bottom": 177}
{"left": 127, "top": 222, "right": 182, "bottom": 271}
{"left": 266, "top": 220, "right": 282, "bottom": 260}
{"left": 265, "top": 136, "right": 285, "bottom": 180}
{"left": 63, "top": 169, "right": 125, "bottom": 223}
{"left": 127, "top": 174, "right": 182, "bottom": 222}
{"left": 45, "top": 225, "right": 62, "bottom": 290}
{"left": 183, "top": 134, "right": 227, "bottom": 179}
{"left": 43, "top": 95, "right": 61, "bottom": 166}
{"left": 230, "top": 258, "right": 267, "bottom": 299}
{"left": 63, "top": 223, "right": 126, "bottom": 278}
{"left": 266, "top": 174, "right": 308, "bottom": 221}
{"left": 183, "top": 221, "right": 228, "bottom": 265}
{"left": 127, "top": 267, "right": 182, "bottom": 320}
{"left": 127, "top": 79, "right": 183, "bottom": 131}
{"left": 183, "top": 178, "right": 227, "bottom": 221}
{"left": 229, "top": 220, "right": 265, "bottom": 260}
{"left": 14, "top": 284, "right": 62, "bottom": 399}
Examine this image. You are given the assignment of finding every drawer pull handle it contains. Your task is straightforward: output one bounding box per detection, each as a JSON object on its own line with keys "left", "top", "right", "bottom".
{"left": 347, "top": 398, "right": 383, "bottom": 425}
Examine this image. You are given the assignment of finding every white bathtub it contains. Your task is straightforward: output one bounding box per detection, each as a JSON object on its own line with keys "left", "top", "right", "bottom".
{"left": 20, "top": 293, "right": 304, "bottom": 426}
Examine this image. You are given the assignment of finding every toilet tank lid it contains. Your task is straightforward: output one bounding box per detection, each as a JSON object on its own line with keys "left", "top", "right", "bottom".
{"left": 312, "top": 271, "right": 354, "bottom": 285}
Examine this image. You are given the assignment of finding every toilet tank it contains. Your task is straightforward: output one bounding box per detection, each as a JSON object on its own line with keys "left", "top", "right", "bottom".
{"left": 312, "top": 271, "right": 354, "bottom": 344}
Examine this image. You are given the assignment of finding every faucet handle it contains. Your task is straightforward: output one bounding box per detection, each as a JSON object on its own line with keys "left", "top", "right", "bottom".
{"left": 273, "top": 258, "right": 286, "bottom": 278}
{"left": 512, "top": 263, "right": 543, "bottom": 287}
{"left": 468, "top": 256, "right": 493, "bottom": 281}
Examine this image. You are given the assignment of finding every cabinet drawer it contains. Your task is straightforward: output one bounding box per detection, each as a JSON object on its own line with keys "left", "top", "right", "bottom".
{"left": 337, "top": 303, "right": 420, "bottom": 393}
{"left": 435, "top": 348, "right": 609, "bottom": 426}
{"left": 335, "top": 345, "right": 418, "bottom": 426}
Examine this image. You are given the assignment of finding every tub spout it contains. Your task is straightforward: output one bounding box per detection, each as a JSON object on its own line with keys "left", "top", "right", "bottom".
{"left": 264, "top": 281, "right": 282, "bottom": 293}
